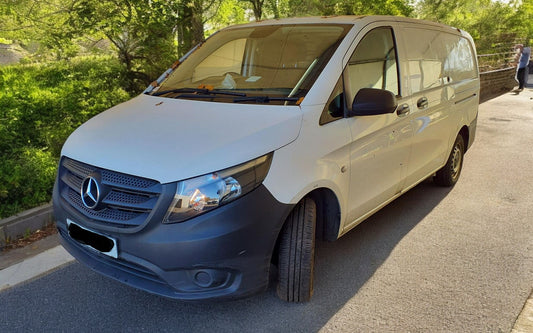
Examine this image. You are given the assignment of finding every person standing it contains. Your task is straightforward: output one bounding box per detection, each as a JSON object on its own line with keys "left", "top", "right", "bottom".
{"left": 515, "top": 44, "right": 531, "bottom": 92}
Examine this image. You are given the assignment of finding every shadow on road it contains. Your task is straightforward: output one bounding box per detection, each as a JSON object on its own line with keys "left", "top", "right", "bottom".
{"left": 0, "top": 180, "right": 453, "bottom": 332}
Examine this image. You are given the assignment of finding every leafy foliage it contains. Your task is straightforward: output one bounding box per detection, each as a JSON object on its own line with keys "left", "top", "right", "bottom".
{"left": 205, "top": 0, "right": 247, "bottom": 36}
{"left": 0, "top": 57, "right": 130, "bottom": 218}
{"left": 66, "top": 0, "right": 182, "bottom": 92}
{"left": 416, "top": 0, "right": 532, "bottom": 54}
{"left": 0, "top": 148, "right": 57, "bottom": 217}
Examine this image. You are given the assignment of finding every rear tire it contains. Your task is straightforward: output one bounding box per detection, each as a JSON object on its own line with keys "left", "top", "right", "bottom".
{"left": 434, "top": 135, "right": 465, "bottom": 187}
{"left": 277, "top": 198, "right": 316, "bottom": 302}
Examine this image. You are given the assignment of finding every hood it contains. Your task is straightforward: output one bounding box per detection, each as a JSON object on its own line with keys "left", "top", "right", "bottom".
{"left": 62, "top": 94, "right": 302, "bottom": 183}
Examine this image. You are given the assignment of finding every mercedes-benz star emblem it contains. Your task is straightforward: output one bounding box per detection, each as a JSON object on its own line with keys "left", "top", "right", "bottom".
{"left": 81, "top": 176, "right": 100, "bottom": 209}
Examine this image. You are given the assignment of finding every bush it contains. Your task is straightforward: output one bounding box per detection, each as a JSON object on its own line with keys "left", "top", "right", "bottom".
{"left": 0, "top": 148, "right": 57, "bottom": 217}
{"left": 0, "top": 56, "right": 131, "bottom": 218}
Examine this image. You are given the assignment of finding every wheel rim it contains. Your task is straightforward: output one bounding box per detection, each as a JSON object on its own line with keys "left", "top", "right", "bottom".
{"left": 450, "top": 144, "right": 462, "bottom": 181}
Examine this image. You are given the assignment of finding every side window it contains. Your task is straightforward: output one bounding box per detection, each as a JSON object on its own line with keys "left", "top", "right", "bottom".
{"left": 404, "top": 28, "right": 477, "bottom": 93}
{"left": 404, "top": 29, "right": 443, "bottom": 93}
{"left": 320, "top": 77, "right": 344, "bottom": 125}
{"left": 345, "top": 27, "right": 399, "bottom": 105}
{"left": 442, "top": 35, "right": 477, "bottom": 82}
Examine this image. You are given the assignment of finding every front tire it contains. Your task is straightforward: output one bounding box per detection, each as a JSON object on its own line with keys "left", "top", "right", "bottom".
{"left": 434, "top": 135, "right": 465, "bottom": 187}
{"left": 277, "top": 198, "right": 316, "bottom": 302}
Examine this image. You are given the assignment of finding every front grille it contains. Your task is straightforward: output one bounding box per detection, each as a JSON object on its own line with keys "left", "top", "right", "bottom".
{"left": 58, "top": 157, "right": 163, "bottom": 228}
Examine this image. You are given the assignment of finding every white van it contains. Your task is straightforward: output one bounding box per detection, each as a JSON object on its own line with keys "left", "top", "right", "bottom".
{"left": 53, "top": 15, "right": 479, "bottom": 302}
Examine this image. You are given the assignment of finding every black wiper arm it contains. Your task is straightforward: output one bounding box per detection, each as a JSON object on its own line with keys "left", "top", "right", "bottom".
{"left": 150, "top": 88, "right": 246, "bottom": 97}
{"left": 233, "top": 96, "right": 300, "bottom": 104}
{"left": 150, "top": 88, "right": 207, "bottom": 96}
{"left": 173, "top": 93, "right": 218, "bottom": 99}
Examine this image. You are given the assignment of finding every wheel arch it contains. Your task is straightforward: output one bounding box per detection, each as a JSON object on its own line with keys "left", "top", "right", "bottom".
{"left": 272, "top": 187, "right": 341, "bottom": 266}
{"left": 308, "top": 188, "right": 342, "bottom": 242}
{"left": 459, "top": 125, "right": 470, "bottom": 152}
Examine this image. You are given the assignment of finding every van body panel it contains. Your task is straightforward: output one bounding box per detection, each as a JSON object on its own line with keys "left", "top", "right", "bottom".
{"left": 339, "top": 21, "right": 413, "bottom": 230}
{"left": 401, "top": 86, "right": 455, "bottom": 186}
{"left": 61, "top": 94, "right": 302, "bottom": 183}
{"left": 343, "top": 111, "right": 413, "bottom": 229}
{"left": 53, "top": 15, "right": 479, "bottom": 301}
{"left": 263, "top": 104, "right": 351, "bottom": 220}
{"left": 452, "top": 78, "right": 480, "bottom": 145}
{"left": 395, "top": 24, "right": 479, "bottom": 187}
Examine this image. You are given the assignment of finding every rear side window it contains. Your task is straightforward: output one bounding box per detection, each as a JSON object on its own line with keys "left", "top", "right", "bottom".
{"left": 404, "top": 28, "right": 477, "bottom": 93}
{"left": 345, "top": 27, "right": 399, "bottom": 104}
{"left": 442, "top": 34, "right": 477, "bottom": 82}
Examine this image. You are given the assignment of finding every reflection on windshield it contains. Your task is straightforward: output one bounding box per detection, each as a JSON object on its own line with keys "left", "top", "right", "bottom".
{"left": 155, "top": 24, "right": 351, "bottom": 104}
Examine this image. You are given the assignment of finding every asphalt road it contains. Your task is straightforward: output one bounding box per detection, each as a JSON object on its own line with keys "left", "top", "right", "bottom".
{"left": 1, "top": 90, "right": 532, "bottom": 332}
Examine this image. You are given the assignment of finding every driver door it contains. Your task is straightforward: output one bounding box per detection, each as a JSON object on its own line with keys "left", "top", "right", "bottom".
{"left": 343, "top": 26, "right": 413, "bottom": 229}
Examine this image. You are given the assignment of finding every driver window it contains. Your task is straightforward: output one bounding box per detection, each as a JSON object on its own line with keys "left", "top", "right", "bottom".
{"left": 345, "top": 27, "right": 399, "bottom": 104}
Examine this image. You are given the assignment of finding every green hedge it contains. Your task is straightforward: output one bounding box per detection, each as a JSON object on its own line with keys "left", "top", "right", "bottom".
{"left": 0, "top": 57, "right": 131, "bottom": 218}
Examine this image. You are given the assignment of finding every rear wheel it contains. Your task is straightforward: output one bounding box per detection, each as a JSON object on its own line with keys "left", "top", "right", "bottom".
{"left": 434, "top": 135, "right": 465, "bottom": 187}
{"left": 277, "top": 198, "right": 316, "bottom": 302}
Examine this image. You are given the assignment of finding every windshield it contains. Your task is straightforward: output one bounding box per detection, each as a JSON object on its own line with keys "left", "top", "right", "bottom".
{"left": 155, "top": 24, "right": 351, "bottom": 104}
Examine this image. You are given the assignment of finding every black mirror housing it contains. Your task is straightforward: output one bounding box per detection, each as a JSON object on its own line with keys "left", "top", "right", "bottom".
{"left": 350, "top": 88, "right": 398, "bottom": 116}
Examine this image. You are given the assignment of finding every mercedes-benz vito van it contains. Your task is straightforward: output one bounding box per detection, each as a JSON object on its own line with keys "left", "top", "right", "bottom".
{"left": 53, "top": 16, "right": 479, "bottom": 302}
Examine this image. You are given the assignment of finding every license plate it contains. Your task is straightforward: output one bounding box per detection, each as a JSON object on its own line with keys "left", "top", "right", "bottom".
{"left": 67, "top": 219, "right": 118, "bottom": 258}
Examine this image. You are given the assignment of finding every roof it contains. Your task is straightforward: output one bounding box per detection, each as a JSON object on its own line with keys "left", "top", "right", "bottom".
{"left": 222, "top": 15, "right": 463, "bottom": 35}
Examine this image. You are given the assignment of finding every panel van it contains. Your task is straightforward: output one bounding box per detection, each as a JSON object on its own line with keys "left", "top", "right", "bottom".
{"left": 53, "top": 16, "right": 479, "bottom": 302}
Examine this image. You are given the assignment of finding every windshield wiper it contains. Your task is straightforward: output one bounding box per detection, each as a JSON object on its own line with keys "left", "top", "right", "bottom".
{"left": 233, "top": 96, "right": 300, "bottom": 104}
{"left": 149, "top": 88, "right": 300, "bottom": 104}
{"left": 172, "top": 93, "right": 222, "bottom": 100}
{"left": 149, "top": 88, "right": 246, "bottom": 97}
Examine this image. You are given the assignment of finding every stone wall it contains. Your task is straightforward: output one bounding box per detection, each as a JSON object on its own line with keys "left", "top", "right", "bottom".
{"left": 0, "top": 43, "right": 25, "bottom": 65}
{"left": 479, "top": 67, "right": 517, "bottom": 103}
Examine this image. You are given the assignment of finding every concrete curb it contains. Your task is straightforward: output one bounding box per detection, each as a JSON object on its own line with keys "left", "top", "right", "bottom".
{"left": 0, "top": 203, "right": 54, "bottom": 249}
{"left": 512, "top": 289, "right": 533, "bottom": 333}
{"left": 0, "top": 245, "right": 74, "bottom": 292}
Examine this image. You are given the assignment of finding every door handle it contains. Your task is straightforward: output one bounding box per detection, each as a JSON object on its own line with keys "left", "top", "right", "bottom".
{"left": 417, "top": 97, "right": 428, "bottom": 109}
{"left": 396, "top": 103, "right": 410, "bottom": 116}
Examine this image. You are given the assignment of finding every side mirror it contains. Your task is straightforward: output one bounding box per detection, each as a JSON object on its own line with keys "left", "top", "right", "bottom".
{"left": 350, "top": 88, "right": 398, "bottom": 116}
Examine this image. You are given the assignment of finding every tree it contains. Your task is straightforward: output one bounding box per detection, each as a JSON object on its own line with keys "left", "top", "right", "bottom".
{"left": 416, "top": 0, "right": 531, "bottom": 54}
{"left": 514, "top": 0, "right": 533, "bottom": 44}
{"left": 177, "top": 0, "right": 215, "bottom": 56}
{"left": 65, "top": 0, "right": 181, "bottom": 91}
{"left": 204, "top": 0, "right": 247, "bottom": 35}
{"left": 240, "top": 0, "right": 265, "bottom": 20}
{"left": 0, "top": 0, "right": 84, "bottom": 59}
{"left": 327, "top": 0, "right": 413, "bottom": 16}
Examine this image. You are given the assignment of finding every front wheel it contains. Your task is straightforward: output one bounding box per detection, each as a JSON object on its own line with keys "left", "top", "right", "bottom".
{"left": 277, "top": 198, "right": 316, "bottom": 302}
{"left": 434, "top": 135, "right": 465, "bottom": 187}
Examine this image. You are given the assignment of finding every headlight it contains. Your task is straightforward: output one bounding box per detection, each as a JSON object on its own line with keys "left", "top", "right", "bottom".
{"left": 163, "top": 153, "right": 273, "bottom": 223}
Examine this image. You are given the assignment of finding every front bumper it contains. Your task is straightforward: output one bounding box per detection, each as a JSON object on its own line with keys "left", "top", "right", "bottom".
{"left": 53, "top": 182, "right": 293, "bottom": 301}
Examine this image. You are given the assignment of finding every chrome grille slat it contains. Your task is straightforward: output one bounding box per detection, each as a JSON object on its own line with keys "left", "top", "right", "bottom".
{"left": 58, "top": 157, "right": 162, "bottom": 228}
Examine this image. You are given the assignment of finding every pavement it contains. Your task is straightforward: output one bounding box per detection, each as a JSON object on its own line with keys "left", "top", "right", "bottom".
{"left": 0, "top": 234, "right": 74, "bottom": 292}
{"left": 1, "top": 82, "right": 533, "bottom": 331}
